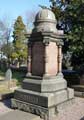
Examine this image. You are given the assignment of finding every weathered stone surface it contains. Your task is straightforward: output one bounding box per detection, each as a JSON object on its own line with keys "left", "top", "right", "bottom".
{"left": 12, "top": 86, "right": 74, "bottom": 115}
{"left": 12, "top": 8, "right": 74, "bottom": 120}
{"left": 34, "top": 9, "right": 57, "bottom": 33}
{"left": 56, "top": 98, "right": 75, "bottom": 111}
{"left": 11, "top": 99, "right": 55, "bottom": 120}
{"left": 13, "top": 88, "right": 55, "bottom": 108}
{"left": 22, "top": 76, "right": 67, "bottom": 92}
{"left": 67, "top": 88, "right": 74, "bottom": 99}
{"left": 11, "top": 98, "right": 74, "bottom": 120}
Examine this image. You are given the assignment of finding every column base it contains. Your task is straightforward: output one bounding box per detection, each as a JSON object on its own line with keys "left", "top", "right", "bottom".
{"left": 22, "top": 75, "right": 67, "bottom": 92}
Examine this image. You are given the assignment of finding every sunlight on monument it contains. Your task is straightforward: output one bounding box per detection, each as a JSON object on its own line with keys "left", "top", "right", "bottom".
{"left": 11, "top": 8, "right": 74, "bottom": 120}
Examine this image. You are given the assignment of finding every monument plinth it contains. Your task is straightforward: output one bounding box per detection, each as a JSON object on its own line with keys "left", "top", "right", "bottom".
{"left": 12, "top": 9, "right": 74, "bottom": 120}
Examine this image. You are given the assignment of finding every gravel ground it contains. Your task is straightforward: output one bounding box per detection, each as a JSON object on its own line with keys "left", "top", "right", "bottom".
{"left": 55, "top": 97, "right": 84, "bottom": 120}
{"left": 0, "top": 97, "right": 84, "bottom": 120}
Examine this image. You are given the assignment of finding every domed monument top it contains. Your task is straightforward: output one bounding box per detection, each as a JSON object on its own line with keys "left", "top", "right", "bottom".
{"left": 35, "top": 8, "right": 56, "bottom": 22}
{"left": 33, "top": 8, "right": 57, "bottom": 33}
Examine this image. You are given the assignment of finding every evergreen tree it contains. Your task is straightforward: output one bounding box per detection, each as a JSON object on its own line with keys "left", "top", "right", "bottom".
{"left": 12, "top": 16, "right": 27, "bottom": 65}
{"left": 50, "top": 0, "right": 84, "bottom": 69}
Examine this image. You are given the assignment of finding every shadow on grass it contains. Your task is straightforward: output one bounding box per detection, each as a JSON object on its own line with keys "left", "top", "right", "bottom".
{"left": 3, "top": 99, "right": 11, "bottom": 108}
{"left": 12, "top": 71, "right": 26, "bottom": 85}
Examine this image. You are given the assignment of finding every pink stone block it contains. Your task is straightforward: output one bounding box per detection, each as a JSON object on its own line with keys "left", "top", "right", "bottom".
{"left": 46, "top": 42, "right": 58, "bottom": 75}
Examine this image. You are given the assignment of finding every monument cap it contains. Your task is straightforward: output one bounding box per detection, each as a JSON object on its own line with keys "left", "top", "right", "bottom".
{"left": 35, "top": 8, "right": 56, "bottom": 22}
{"left": 34, "top": 8, "right": 57, "bottom": 32}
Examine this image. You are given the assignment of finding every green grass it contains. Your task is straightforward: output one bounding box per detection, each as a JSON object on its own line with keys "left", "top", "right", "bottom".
{"left": 12, "top": 71, "right": 26, "bottom": 85}
{"left": 0, "top": 70, "right": 26, "bottom": 85}
{"left": 0, "top": 69, "right": 25, "bottom": 94}
{"left": 0, "top": 70, "right": 5, "bottom": 77}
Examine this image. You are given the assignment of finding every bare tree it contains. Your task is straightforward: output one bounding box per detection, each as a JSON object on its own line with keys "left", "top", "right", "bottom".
{"left": 0, "top": 16, "right": 12, "bottom": 46}
{"left": 0, "top": 16, "right": 13, "bottom": 60}
{"left": 0, "top": 20, "right": 6, "bottom": 46}
{"left": 25, "top": 10, "right": 37, "bottom": 30}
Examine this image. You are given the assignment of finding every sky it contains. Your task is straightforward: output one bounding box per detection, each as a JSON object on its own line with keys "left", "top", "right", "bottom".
{"left": 0, "top": 0, "right": 50, "bottom": 24}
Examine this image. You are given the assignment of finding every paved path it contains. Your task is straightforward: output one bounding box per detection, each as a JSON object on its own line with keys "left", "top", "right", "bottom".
{"left": 0, "top": 110, "right": 41, "bottom": 120}
{"left": 0, "top": 97, "right": 84, "bottom": 120}
{"left": 0, "top": 99, "right": 42, "bottom": 120}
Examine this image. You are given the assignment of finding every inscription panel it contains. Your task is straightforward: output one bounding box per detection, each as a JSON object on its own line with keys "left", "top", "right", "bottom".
{"left": 32, "top": 42, "right": 45, "bottom": 76}
{"left": 14, "top": 90, "right": 48, "bottom": 107}
{"left": 15, "top": 92, "right": 38, "bottom": 104}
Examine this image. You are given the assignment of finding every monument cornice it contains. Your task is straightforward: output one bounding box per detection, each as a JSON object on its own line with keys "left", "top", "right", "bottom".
{"left": 26, "top": 31, "right": 65, "bottom": 38}
{"left": 26, "top": 31, "right": 64, "bottom": 46}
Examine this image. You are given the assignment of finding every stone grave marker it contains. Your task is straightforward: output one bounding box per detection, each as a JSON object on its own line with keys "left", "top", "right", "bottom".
{"left": 5, "top": 68, "right": 12, "bottom": 89}
{"left": 12, "top": 8, "right": 74, "bottom": 120}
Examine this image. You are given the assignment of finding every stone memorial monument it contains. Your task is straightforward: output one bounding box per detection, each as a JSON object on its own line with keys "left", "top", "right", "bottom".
{"left": 12, "top": 8, "right": 74, "bottom": 120}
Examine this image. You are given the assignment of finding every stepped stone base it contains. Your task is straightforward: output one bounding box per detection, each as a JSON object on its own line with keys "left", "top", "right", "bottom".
{"left": 11, "top": 95, "right": 74, "bottom": 120}
{"left": 11, "top": 75, "right": 74, "bottom": 120}
{"left": 22, "top": 75, "right": 67, "bottom": 92}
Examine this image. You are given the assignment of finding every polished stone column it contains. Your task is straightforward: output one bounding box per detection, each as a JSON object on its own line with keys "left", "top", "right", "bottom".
{"left": 58, "top": 45, "right": 62, "bottom": 74}
{"left": 27, "top": 45, "right": 32, "bottom": 76}
{"left": 43, "top": 41, "right": 49, "bottom": 77}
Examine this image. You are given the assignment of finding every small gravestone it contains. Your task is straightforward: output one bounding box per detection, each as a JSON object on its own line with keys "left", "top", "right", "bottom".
{"left": 5, "top": 68, "right": 12, "bottom": 89}
{"left": 5, "top": 68, "right": 12, "bottom": 81}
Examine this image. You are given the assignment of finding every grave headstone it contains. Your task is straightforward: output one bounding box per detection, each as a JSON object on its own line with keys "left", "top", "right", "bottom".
{"left": 5, "top": 69, "right": 12, "bottom": 81}
{"left": 5, "top": 68, "right": 12, "bottom": 89}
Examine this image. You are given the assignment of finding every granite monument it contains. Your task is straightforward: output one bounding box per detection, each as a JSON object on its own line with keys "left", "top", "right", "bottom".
{"left": 12, "top": 8, "right": 74, "bottom": 120}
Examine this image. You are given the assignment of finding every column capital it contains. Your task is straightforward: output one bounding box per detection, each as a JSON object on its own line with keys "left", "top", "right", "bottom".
{"left": 43, "top": 39, "right": 49, "bottom": 46}
{"left": 58, "top": 45, "right": 62, "bottom": 48}
{"left": 56, "top": 40, "right": 64, "bottom": 46}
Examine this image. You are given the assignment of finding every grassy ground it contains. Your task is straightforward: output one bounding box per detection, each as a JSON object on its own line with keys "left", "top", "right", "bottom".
{"left": 0, "top": 70, "right": 25, "bottom": 84}
{"left": 0, "top": 69, "right": 25, "bottom": 93}
{"left": 0, "top": 87, "right": 12, "bottom": 94}
{"left": 0, "top": 70, "right": 5, "bottom": 78}
{"left": 12, "top": 71, "right": 25, "bottom": 85}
